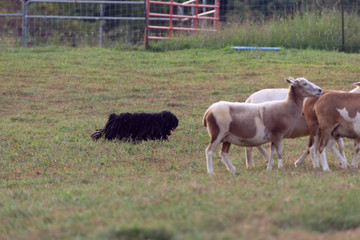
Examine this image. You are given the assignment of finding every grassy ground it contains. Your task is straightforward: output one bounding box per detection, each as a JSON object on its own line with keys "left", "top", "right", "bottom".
{"left": 1, "top": 47, "right": 360, "bottom": 240}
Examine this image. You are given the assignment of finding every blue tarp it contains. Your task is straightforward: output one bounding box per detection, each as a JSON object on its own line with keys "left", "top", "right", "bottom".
{"left": 232, "top": 46, "right": 281, "bottom": 51}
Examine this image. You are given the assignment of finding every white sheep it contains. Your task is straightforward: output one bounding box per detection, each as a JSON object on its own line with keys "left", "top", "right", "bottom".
{"left": 202, "top": 77, "right": 322, "bottom": 174}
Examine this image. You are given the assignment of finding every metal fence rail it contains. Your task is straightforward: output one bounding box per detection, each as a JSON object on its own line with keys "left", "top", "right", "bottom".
{"left": 23, "top": 0, "right": 144, "bottom": 47}
{"left": 145, "top": 0, "right": 219, "bottom": 47}
{"left": 1, "top": 0, "right": 212, "bottom": 48}
{"left": 0, "top": 0, "right": 149, "bottom": 47}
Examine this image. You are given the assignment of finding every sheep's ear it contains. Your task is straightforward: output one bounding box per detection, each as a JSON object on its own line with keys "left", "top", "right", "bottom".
{"left": 353, "top": 82, "right": 360, "bottom": 87}
{"left": 285, "top": 77, "right": 296, "bottom": 85}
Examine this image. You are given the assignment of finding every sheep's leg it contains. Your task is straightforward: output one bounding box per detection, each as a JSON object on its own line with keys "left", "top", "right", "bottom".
{"left": 294, "top": 148, "right": 310, "bottom": 166}
{"left": 307, "top": 127, "right": 321, "bottom": 168}
{"left": 319, "top": 148, "right": 330, "bottom": 172}
{"left": 295, "top": 133, "right": 320, "bottom": 168}
{"left": 205, "top": 139, "right": 222, "bottom": 174}
{"left": 351, "top": 139, "right": 360, "bottom": 168}
{"left": 220, "top": 142, "right": 237, "bottom": 174}
{"left": 318, "top": 127, "right": 332, "bottom": 171}
{"left": 245, "top": 147, "right": 254, "bottom": 168}
{"left": 310, "top": 134, "right": 320, "bottom": 168}
{"left": 328, "top": 137, "right": 348, "bottom": 169}
{"left": 310, "top": 145, "right": 320, "bottom": 168}
{"left": 266, "top": 143, "right": 277, "bottom": 170}
{"left": 205, "top": 144, "right": 215, "bottom": 174}
{"left": 336, "top": 137, "right": 347, "bottom": 165}
{"left": 256, "top": 145, "right": 270, "bottom": 162}
{"left": 275, "top": 140, "right": 284, "bottom": 169}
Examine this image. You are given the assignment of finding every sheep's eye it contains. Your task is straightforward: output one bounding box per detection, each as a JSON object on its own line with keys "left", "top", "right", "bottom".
{"left": 303, "top": 83, "right": 308, "bottom": 86}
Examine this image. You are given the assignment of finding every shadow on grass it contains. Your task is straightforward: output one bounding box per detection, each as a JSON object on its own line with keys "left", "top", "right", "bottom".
{"left": 278, "top": 206, "right": 360, "bottom": 232}
{"left": 107, "top": 227, "right": 173, "bottom": 240}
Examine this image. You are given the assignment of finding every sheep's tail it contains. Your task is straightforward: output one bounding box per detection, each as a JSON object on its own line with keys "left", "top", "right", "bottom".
{"left": 202, "top": 109, "right": 210, "bottom": 128}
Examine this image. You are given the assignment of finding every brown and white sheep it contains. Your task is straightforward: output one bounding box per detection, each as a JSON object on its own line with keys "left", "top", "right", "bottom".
{"left": 202, "top": 77, "right": 322, "bottom": 174}
{"left": 296, "top": 82, "right": 360, "bottom": 171}
{"left": 314, "top": 90, "right": 360, "bottom": 171}
{"left": 244, "top": 88, "right": 310, "bottom": 166}
{"left": 246, "top": 82, "right": 360, "bottom": 169}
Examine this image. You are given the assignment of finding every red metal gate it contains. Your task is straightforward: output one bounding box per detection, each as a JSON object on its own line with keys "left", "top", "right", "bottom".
{"left": 144, "top": 0, "right": 220, "bottom": 47}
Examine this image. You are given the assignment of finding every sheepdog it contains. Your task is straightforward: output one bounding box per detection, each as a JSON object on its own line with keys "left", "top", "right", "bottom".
{"left": 91, "top": 111, "right": 179, "bottom": 142}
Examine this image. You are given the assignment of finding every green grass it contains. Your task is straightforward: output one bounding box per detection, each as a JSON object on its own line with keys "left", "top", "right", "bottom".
{"left": 1, "top": 47, "right": 360, "bottom": 239}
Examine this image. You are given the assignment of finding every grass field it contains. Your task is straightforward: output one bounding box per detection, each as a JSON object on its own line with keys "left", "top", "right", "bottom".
{"left": 1, "top": 47, "right": 360, "bottom": 240}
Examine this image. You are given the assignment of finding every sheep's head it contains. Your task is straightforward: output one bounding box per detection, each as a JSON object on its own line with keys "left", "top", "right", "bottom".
{"left": 285, "top": 77, "right": 322, "bottom": 98}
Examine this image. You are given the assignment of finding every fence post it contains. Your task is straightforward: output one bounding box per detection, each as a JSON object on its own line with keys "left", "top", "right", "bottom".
{"left": 22, "top": 1, "right": 27, "bottom": 47}
{"left": 341, "top": 0, "right": 345, "bottom": 52}
{"left": 169, "top": 0, "right": 173, "bottom": 38}
{"left": 191, "top": 5, "right": 194, "bottom": 28}
{"left": 144, "top": 0, "right": 149, "bottom": 49}
{"left": 194, "top": 0, "right": 198, "bottom": 36}
{"left": 100, "top": 3, "right": 104, "bottom": 47}
{"left": 215, "top": 0, "right": 219, "bottom": 30}
{"left": 178, "top": 5, "right": 184, "bottom": 28}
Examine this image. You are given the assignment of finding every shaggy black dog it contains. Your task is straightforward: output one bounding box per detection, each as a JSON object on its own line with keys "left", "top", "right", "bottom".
{"left": 91, "top": 111, "right": 179, "bottom": 142}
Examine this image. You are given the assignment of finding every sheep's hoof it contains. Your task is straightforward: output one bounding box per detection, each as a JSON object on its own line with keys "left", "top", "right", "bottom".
{"left": 226, "top": 167, "right": 237, "bottom": 174}
{"left": 340, "top": 164, "right": 348, "bottom": 169}
{"left": 351, "top": 164, "right": 358, "bottom": 169}
{"left": 323, "top": 168, "right": 331, "bottom": 172}
{"left": 229, "top": 169, "right": 238, "bottom": 175}
{"left": 294, "top": 160, "right": 303, "bottom": 167}
{"left": 246, "top": 165, "right": 254, "bottom": 169}
{"left": 313, "top": 164, "right": 320, "bottom": 169}
{"left": 232, "top": 171, "right": 240, "bottom": 176}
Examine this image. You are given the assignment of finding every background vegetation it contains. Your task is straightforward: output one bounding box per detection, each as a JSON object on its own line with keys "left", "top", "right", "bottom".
{"left": 1, "top": 0, "right": 360, "bottom": 51}
{"left": 150, "top": 9, "right": 360, "bottom": 52}
{"left": 1, "top": 47, "right": 360, "bottom": 239}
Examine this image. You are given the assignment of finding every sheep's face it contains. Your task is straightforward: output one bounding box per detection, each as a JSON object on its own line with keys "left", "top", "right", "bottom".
{"left": 286, "top": 77, "right": 322, "bottom": 98}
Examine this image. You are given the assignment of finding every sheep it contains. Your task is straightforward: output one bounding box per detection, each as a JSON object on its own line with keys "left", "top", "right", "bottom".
{"left": 244, "top": 88, "right": 310, "bottom": 166}
{"left": 299, "top": 91, "right": 347, "bottom": 169}
{"left": 246, "top": 82, "right": 360, "bottom": 169}
{"left": 331, "top": 125, "right": 360, "bottom": 169}
{"left": 350, "top": 81, "right": 360, "bottom": 93}
{"left": 202, "top": 77, "right": 322, "bottom": 174}
{"left": 245, "top": 88, "right": 289, "bottom": 104}
{"left": 314, "top": 87, "right": 360, "bottom": 171}
{"left": 297, "top": 82, "right": 360, "bottom": 170}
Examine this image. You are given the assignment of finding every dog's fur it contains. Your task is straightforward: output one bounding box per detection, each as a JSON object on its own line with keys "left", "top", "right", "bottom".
{"left": 91, "top": 111, "right": 179, "bottom": 142}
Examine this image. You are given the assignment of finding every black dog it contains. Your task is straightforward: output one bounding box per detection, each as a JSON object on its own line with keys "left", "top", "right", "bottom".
{"left": 91, "top": 111, "right": 178, "bottom": 142}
